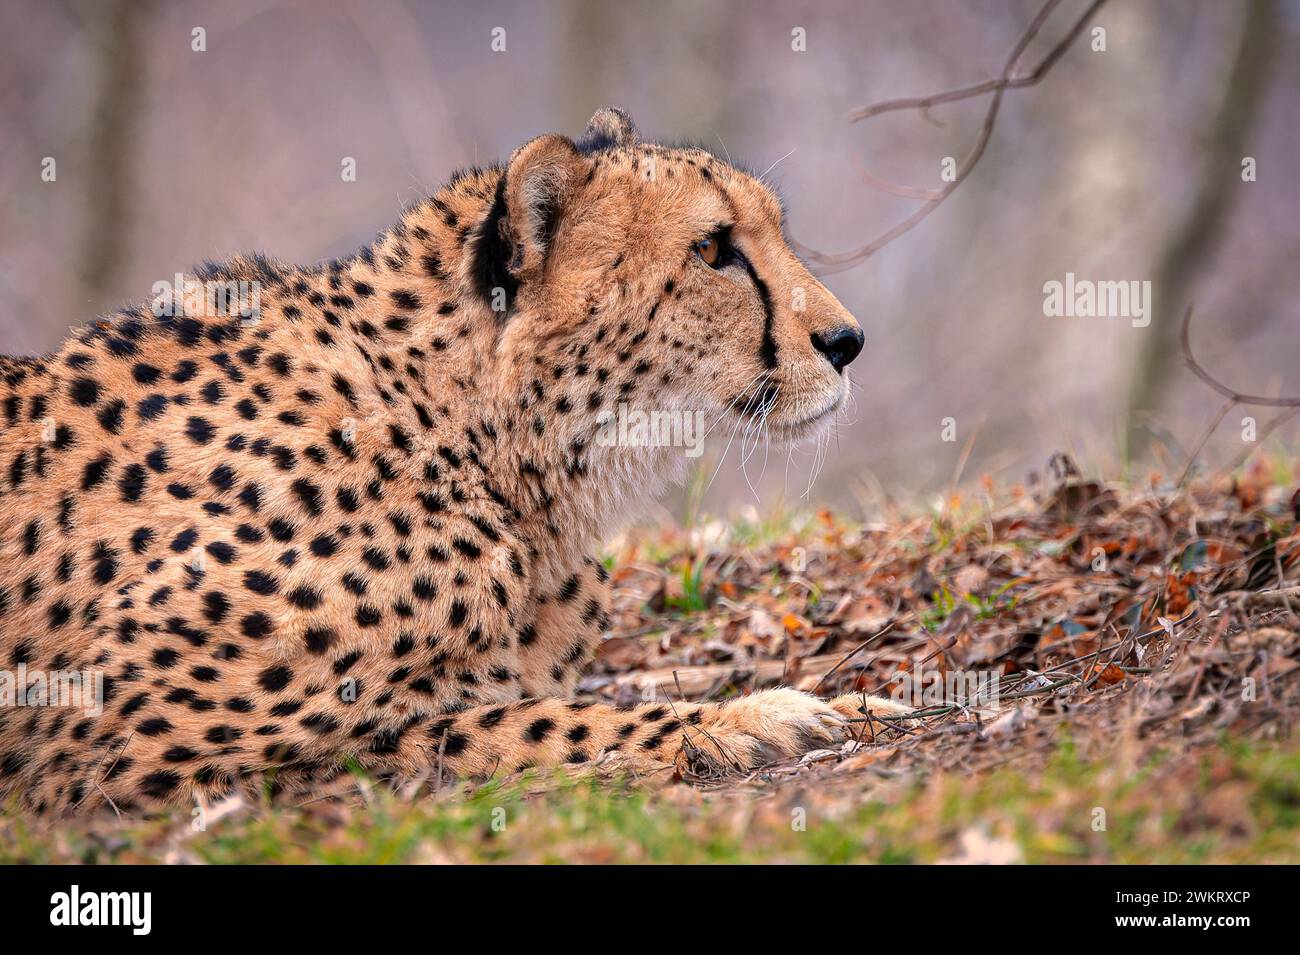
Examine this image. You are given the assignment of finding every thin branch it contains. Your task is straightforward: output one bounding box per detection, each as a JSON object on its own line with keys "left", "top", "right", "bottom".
{"left": 850, "top": 155, "right": 943, "bottom": 201}
{"left": 847, "top": 0, "right": 1073, "bottom": 122}
{"left": 1177, "top": 396, "right": 1236, "bottom": 487}
{"left": 1220, "top": 406, "right": 1300, "bottom": 477}
{"left": 811, "top": 622, "right": 894, "bottom": 692}
{"left": 73, "top": 731, "right": 134, "bottom": 817}
{"left": 796, "top": 0, "right": 1106, "bottom": 275}
{"left": 1177, "top": 304, "right": 1300, "bottom": 481}
{"left": 1181, "top": 305, "right": 1300, "bottom": 408}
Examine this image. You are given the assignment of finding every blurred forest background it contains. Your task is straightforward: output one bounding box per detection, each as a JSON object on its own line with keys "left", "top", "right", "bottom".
{"left": 2, "top": 0, "right": 1298, "bottom": 515}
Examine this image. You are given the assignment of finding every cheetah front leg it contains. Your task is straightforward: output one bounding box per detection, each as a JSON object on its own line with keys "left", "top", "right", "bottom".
{"left": 515, "top": 557, "right": 610, "bottom": 698}
{"left": 362, "top": 689, "right": 913, "bottom": 781}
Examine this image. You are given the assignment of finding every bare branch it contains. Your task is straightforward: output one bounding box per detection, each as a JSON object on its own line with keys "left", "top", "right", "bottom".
{"left": 1219, "top": 406, "right": 1300, "bottom": 477}
{"left": 850, "top": 155, "right": 942, "bottom": 201}
{"left": 1177, "top": 304, "right": 1300, "bottom": 483}
{"left": 1177, "top": 395, "right": 1236, "bottom": 487}
{"left": 796, "top": 0, "right": 1106, "bottom": 275}
{"left": 847, "top": 0, "right": 1074, "bottom": 123}
{"left": 1180, "top": 305, "right": 1300, "bottom": 408}
{"left": 811, "top": 622, "right": 894, "bottom": 692}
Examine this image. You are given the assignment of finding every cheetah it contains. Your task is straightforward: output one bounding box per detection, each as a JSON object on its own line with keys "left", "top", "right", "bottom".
{"left": 0, "top": 108, "right": 910, "bottom": 814}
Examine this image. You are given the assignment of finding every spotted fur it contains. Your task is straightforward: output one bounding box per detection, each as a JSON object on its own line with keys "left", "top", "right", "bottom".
{"left": 0, "top": 109, "right": 906, "bottom": 814}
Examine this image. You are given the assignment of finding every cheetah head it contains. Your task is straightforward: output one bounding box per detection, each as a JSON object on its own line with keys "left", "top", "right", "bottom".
{"left": 469, "top": 108, "right": 862, "bottom": 475}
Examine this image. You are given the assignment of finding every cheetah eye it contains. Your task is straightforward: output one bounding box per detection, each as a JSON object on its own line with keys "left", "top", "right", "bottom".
{"left": 694, "top": 227, "right": 731, "bottom": 268}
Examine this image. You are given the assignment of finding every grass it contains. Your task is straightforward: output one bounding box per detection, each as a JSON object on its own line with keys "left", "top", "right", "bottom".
{"left": 4, "top": 735, "right": 1296, "bottom": 864}
{"left": 664, "top": 557, "right": 709, "bottom": 614}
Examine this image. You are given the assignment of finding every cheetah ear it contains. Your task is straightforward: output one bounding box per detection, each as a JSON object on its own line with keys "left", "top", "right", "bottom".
{"left": 500, "top": 133, "right": 585, "bottom": 279}
{"left": 576, "top": 107, "right": 638, "bottom": 152}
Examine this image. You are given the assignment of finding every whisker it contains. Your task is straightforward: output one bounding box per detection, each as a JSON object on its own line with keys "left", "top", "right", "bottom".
{"left": 701, "top": 369, "right": 772, "bottom": 441}
{"left": 759, "top": 146, "right": 797, "bottom": 181}
{"left": 739, "top": 383, "right": 779, "bottom": 500}
{"left": 704, "top": 374, "right": 772, "bottom": 493}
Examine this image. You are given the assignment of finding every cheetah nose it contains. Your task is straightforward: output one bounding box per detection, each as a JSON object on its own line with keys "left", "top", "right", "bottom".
{"left": 810, "top": 326, "right": 864, "bottom": 373}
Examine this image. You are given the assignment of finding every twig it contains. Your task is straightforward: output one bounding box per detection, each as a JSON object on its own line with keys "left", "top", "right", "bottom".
{"left": 1183, "top": 611, "right": 1230, "bottom": 705}
{"left": 796, "top": 0, "right": 1106, "bottom": 274}
{"left": 432, "top": 728, "right": 449, "bottom": 795}
{"left": 811, "top": 622, "right": 894, "bottom": 692}
{"left": 1180, "top": 304, "right": 1300, "bottom": 408}
{"left": 1219, "top": 407, "right": 1300, "bottom": 478}
{"left": 847, "top": 0, "right": 1090, "bottom": 122}
{"left": 1235, "top": 586, "right": 1300, "bottom": 610}
{"left": 1177, "top": 396, "right": 1237, "bottom": 487}
{"left": 850, "top": 154, "right": 943, "bottom": 201}
{"left": 1177, "top": 304, "right": 1300, "bottom": 481}
{"left": 71, "top": 731, "right": 134, "bottom": 818}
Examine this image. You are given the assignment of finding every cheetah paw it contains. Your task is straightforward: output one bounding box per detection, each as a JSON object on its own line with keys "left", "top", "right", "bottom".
{"left": 676, "top": 688, "right": 849, "bottom": 774}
